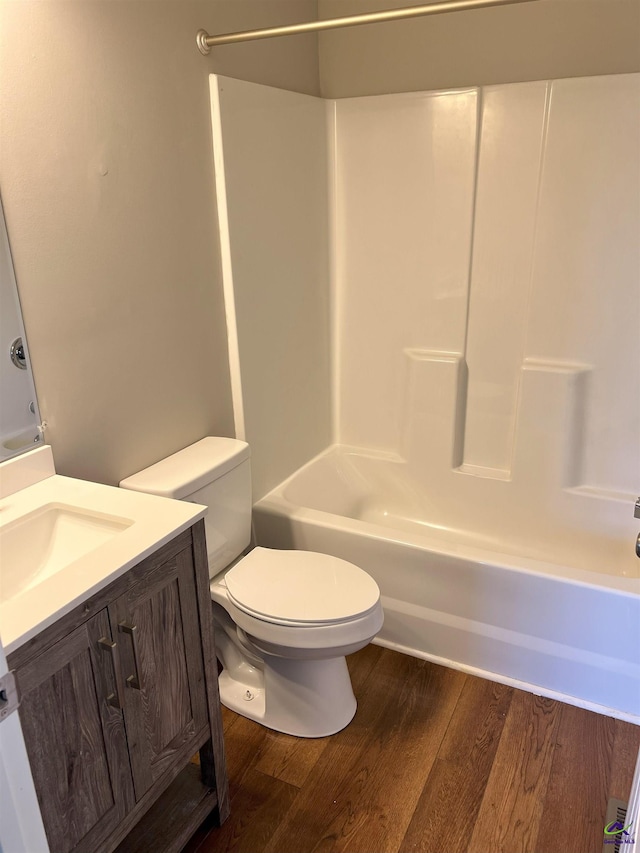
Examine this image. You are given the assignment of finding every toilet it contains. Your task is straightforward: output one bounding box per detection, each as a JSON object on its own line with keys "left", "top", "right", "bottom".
{"left": 120, "top": 437, "right": 384, "bottom": 738}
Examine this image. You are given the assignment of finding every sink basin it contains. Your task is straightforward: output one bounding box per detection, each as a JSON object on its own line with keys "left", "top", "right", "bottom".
{"left": 0, "top": 449, "right": 206, "bottom": 654}
{"left": 0, "top": 503, "right": 133, "bottom": 603}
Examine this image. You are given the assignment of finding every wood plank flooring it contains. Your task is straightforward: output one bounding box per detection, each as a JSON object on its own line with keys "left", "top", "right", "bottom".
{"left": 183, "top": 645, "right": 640, "bottom": 853}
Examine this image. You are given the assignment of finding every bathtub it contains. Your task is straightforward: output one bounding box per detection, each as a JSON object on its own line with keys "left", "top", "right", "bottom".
{"left": 253, "top": 446, "right": 640, "bottom": 723}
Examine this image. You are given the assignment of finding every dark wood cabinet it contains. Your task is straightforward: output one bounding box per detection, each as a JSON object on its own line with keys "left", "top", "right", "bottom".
{"left": 8, "top": 521, "right": 229, "bottom": 853}
{"left": 17, "top": 610, "right": 134, "bottom": 853}
{"left": 110, "top": 546, "right": 209, "bottom": 801}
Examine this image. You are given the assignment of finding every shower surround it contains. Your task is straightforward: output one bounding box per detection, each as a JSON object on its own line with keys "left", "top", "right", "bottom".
{"left": 210, "top": 73, "right": 640, "bottom": 720}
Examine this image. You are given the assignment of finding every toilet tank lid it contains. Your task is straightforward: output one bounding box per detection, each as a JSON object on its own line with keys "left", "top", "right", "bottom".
{"left": 119, "top": 437, "right": 250, "bottom": 499}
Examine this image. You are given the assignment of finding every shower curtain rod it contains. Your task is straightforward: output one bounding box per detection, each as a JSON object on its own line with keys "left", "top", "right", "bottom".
{"left": 196, "top": 0, "right": 538, "bottom": 54}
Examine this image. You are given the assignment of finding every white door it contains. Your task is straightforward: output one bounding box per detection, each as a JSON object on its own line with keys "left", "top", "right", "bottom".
{"left": 0, "top": 636, "right": 48, "bottom": 853}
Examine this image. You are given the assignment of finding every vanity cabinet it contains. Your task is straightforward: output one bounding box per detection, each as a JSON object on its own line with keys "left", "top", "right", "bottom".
{"left": 8, "top": 521, "right": 229, "bottom": 853}
{"left": 16, "top": 610, "right": 134, "bottom": 852}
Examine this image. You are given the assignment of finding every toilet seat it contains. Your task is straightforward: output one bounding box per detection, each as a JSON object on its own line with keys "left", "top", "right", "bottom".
{"left": 224, "top": 547, "right": 380, "bottom": 627}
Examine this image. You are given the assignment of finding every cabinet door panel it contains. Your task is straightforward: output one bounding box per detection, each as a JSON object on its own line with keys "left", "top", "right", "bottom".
{"left": 113, "top": 546, "right": 208, "bottom": 800}
{"left": 16, "top": 610, "right": 134, "bottom": 853}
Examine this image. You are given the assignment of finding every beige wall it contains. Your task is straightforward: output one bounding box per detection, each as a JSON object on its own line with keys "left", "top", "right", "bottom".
{"left": 318, "top": 0, "right": 640, "bottom": 97}
{"left": 0, "top": 0, "right": 319, "bottom": 486}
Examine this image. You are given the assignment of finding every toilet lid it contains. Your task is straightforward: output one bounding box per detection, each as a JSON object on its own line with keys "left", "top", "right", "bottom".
{"left": 225, "top": 547, "right": 380, "bottom": 625}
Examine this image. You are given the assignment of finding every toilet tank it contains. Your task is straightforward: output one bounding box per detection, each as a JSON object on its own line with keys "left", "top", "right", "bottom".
{"left": 119, "top": 437, "right": 252, "bottom": 577}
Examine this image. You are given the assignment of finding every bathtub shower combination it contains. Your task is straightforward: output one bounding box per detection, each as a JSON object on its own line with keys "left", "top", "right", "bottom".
{"left": 210, "top": 72, "right": 640, "bottom": 722}
{"left": 253, "top": 448, "right": 639, "bottom": 721}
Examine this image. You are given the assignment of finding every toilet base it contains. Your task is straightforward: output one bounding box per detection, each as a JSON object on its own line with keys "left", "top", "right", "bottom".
{"left": 218, "top": 653, "right": 357, "bottom": 738}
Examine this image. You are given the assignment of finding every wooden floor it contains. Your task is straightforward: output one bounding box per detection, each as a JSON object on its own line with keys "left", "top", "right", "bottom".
{"left": 183, "top": 644, "right": 639, "bottom": 853}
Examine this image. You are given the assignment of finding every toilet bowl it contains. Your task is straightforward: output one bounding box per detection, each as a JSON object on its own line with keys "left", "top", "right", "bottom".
{"left": 119, "top": 437, "right": 384, "bottom": 738}
{"left": 210, "top": 547, "right": 383, "bottom": 737}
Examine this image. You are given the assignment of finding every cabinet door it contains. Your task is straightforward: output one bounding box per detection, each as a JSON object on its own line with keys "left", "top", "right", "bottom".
{"left": 16, "top": 609, "right": 134, "bottom": 853}
{"left": 111, "top": 546, "right": 208, "bottom": 800}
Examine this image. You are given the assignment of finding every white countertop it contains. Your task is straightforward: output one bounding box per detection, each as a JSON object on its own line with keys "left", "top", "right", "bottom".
{"left": 0, "top": 473, "right": 206, "bottom": 655}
